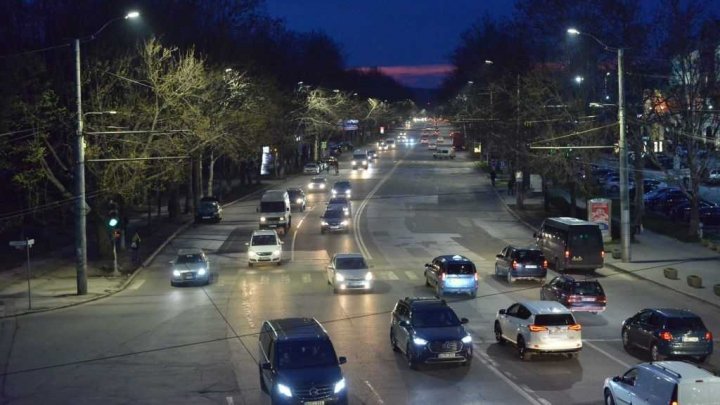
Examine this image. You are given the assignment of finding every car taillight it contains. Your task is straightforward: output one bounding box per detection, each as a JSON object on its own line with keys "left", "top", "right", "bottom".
{"left": 565, "top": 250, "right": 570, "bottom": 259}
{"left": 568, "top": 324, "right": 582, "bottom": 331}
{"left": 512, "top": 260, "right": 519, "bottom": 270}
{"left": 441, "top": 273, "right": 446, "bottom": 281}
{"left": 528, "top": 325, "right": 547, "bottom": 332}
{"left": 705, "top": 331, "right": 713, "bottom": 341}
{"left": 567, "top": 295, "right": 582, "bottom": 303}
{"left": 601, "top": 250, "right": 605, "bottom": 258}
{"left": 659, "top": 331, "right": 673, "bottom": 341}
{"left": 597, "top": 296, "right": 607, "bottom": 303}
{"left": 542, "top": 259, "right": 548, "bottom": 269}
{"left": 474, "top": 273, "right": 478, "bottom": 281}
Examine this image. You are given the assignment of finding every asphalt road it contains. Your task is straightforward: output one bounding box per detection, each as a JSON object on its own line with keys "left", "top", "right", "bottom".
{"left": 1, "top": 126, "right": 718, "bottom": 405}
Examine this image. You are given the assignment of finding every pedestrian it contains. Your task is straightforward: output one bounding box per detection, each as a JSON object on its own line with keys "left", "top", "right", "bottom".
{"left": 490, "top": 168, "right": 497, "bottom": 187}
{"left": 131, "top": 232, "right": 141, "bottom": 265}
{"left": 508, "top": 175, "right": 515, "bottom": 196}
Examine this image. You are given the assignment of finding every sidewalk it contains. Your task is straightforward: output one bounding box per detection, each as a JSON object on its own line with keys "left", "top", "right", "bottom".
{"left": 491, "top": 176, "right": 720, "bottom": 308}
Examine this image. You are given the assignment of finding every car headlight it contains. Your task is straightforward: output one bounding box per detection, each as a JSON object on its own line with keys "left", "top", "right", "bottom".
{"left": 248, "top": 251, "right": 257, "bottom": 257}
{"left": 352, "top": 160, "right": 356, "bottom": 165}
{"left": 260, "top": 216, "right": 266, "bottom": 222}
{"left": 345, "top": 190, "right": 351, "bottom": 195}
{"left": 332, "top": 189, "right": 338, "bottom": 195}
{"left": 277, "top": 383, "right": 292, "bottom": 398}
{"left": 336, "top": 273, "right": 345, "bottom": 282}
{"left": 321, "top": 221, "right": 329, "bottom": 226}
{"left": 308, "top": 183, "right": 314, "bottom": 188}
{"left": 334, "top": 378, "right": 346, "bottom": 394}
{"left": 461, "top": 335, "right": 472, "bottom": 344}
{"left": 172, "top": 270, "right": 181, "bottom": 277}
{"left": 296, "top": 198, "right": 302, "bottom": 204}
{"left": 320, "top": 184, "right": 325, "bottom": 189}
{"left": 341, "top": 220, "right": 348, "bottom": 226}
{"left": 365, "top": 272, "right": 373, "bottom": 281}
{"left": 362, "top": 160, "right": 367, "bottom": 164}
{"left": 279, "top": 216, "right": 285, "bottom": 221}
{"left": 273, "top": 250, "right": 281, "bottom": 256}
{"left": 197, "top": 268, "right": 206, "bottom": 276}
{"left": 413, "top": 337, "right": 428, "bottom": 346}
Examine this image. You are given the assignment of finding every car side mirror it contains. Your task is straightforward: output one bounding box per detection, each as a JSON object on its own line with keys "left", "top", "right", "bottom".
{"left": 261, "top": 362, "right": 272, "bottom": 370}
{"left": 496, "top": 254, "right": 503, "bottom": 259}
{"left": 460, "top": 317, "right": 469, "bottom": 324}
{"left": 498, "top": 309, "right": 506, "bottom": 315}
{"left": 612, "top": 376, "right": 621, "bottom": 383}
{"left": 327, "top": 265, "right": 333, "bottom": 270}
{"left": 399, "top": 320, "right": 410, "bottom": 327}
{"left": 338, "top": 356, "right": 347, "bottom": 365}
{"left": 279, "top": 241, "right": 284, "bottom": 245}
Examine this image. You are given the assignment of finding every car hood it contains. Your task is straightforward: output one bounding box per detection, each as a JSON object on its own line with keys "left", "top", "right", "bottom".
{"left": 277, "top": 365, "right": 343, "bottom": 387}
{"left": 414, "top": 326, "right": 467, "bottom": 341}
{"left": 336, "top": 268, "right": 369, "bottom": 278}
{"left": 175, "top": 262, "right": 206, "bottom": 272}
{"left": 248, "top": 245, "right": 279, "bottom": 254}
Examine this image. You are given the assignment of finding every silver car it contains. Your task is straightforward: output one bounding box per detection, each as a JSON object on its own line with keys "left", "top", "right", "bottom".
{"left": 327, "top": 253, "right": 373, "bottom": 293}
{"left": 170, "top": 248, "right": 210, "bottom": 286}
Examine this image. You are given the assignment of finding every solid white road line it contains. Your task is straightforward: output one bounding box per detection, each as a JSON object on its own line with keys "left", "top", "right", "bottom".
{"left": 291, "top": 207, "right": 313, "bottom": 262}
{"left": 363, "top": 380, "right": 385, "bottom": 404}
{"left": 474, "top": 351, "right": 546, "bottom": 405}
{"left": 129, "top": 279, "right": 145, "bottom": 290}
{"left": 584, "top": 340, "right": 631, "bottom": 368}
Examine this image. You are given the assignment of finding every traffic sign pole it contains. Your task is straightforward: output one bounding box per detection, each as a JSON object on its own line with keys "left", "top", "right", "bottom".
{"left": 26, "top": 238, "right": 31, "bottom": 310}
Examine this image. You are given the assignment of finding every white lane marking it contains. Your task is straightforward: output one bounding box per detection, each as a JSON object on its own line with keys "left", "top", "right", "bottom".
{"left": 474, "top": 351, "right": 545, "bottom": 405}
{"left": 363, "top": 380, "right": 385, "bottom": 404}
{"left": 404, "top": 271, "right": 419, "bottom": 280}
{"left": 584, "top": 341, "right": 631, "bottom": 368}
{"left": 291, "top": 208, "right": 313, "bottom": 262}
{"left": 226, "top": 396, "right": 234, "bottom": 405}
{"left": 129, "top": 279, "right": 145, "bottom": 290}
{"left": 377, "top": 271, "right": 399, "bottom": 280}
{"left": 353, "top": 157, "right": 405, "bottom": 260}
{"left": 302, "top": 274, "right": 312, "bottom": 283}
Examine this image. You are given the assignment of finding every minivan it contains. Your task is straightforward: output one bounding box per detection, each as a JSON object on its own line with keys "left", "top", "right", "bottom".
{"left": 258, "top": 190, "right": 292, "bottom": 234}
{"left": 534, "top": 217, "right": 604, "bottom": 272}
{"left": 258, "top": 318, "right": 348, "bottom": 404}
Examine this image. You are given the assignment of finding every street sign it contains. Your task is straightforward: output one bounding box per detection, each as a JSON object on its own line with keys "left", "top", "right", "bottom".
{"left": 321, "top": 141, "right": 327, "bottom": 149}
{"left": 9, "top": 239, "right": 34, "bottom": 248}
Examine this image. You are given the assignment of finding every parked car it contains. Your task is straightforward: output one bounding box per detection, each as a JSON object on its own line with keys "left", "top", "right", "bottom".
{"left": 424, "top": 255, "right": 478, "bottom": 298}
{"left": 668, "top": 199, "right": 719, "bottom": 222}
{"left": 540, "top": 275, "right": 606, "bottom": 313}
{"left": 604, "top": 361, "right": 720, "bottom": 405}
{"left": 707, "top": 168, "right": 720, "bottom": 184}
{"left": 494, "top": 246, "right": 547, "bottom": 283}
{"left": 390, "top": 297, "right": 472, "bottom": 369}
{"left": 170, "top": 248, "right": 210, "bottom": 286}
{"left": 286, "top": 187, "right": 306, "bottom": 212}
{"left": 195, "top": 196, "right": 222, "bottom": 223}
{"left": 645, "top": 188, "right": 691, "bottom": 215}
{"left": 604, "top": 175, "right": 635, "bottom": 193}
{"left": 303, "top": 162, "right": 320, "bottom": 175}
{"left": 621, "top": 308, "right": 713, "bottom": 362}
{"left": 494, "top": 300, "right": 582, "bottom": 360}
{"left": 326, "top": 253, "right": 372, "bottom": 293}
{"left": 258, "top": 318, "right": 348, "bottom": 404}
{"left": 307, "top": 176, "right": 328, "bottom": 192}
{"left": 246, "top": 229, "right": 283, "bottom": 267}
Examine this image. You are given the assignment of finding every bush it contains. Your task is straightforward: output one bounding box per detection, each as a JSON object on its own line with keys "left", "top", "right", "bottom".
{"left": 474, "top": 161, "right": 490, "bottom": 173}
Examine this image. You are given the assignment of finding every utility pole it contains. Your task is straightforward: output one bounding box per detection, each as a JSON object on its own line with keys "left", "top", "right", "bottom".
{"left": 74, "top": 38, "right": 88, "bottom": 295}
{"left": 617, "top": 48, "right": 631, "bottom": 262}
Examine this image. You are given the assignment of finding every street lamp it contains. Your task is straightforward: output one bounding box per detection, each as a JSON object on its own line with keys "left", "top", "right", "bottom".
{"left": 567, "top": 27, "right": 631, "bottom": 262}
{"left": 74, "top": 11, "right": 139, "bottom": 295}
{"left": 574, "top": 75, "right": 584, "bottom": 84}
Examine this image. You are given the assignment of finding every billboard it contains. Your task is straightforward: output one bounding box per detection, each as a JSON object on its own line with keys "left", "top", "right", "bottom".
{"left": 260, "top": 146, "right": 273, "bottom": 176}
{"left": 588, "top": 198, "right": 612, "bottom": 242}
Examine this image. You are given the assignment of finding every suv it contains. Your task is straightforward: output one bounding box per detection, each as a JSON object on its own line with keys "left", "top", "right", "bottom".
{"left": 494, "top": 300, "right": 582, "bottom": 360}
{"left": 494, "top": 245, "right": 548, "bottom": 283}
{"left": 423, "top": 255, "right": 478, "bottom": 298}
{"left": 170, "top": 248, "right": 210, "bottom": 286}
{"left": 303, "top": 162, "right": 320, "bottom": 175}
{"left": 389, "top": 297, "right": 473, "bottom": 369}
{"left": 621, "top": 308, "right": 713, "bottom": 362}
{"left": 195, "top": 196, "right": 222, "bottom": 223}
{"left": 246, "top": 230, "right": 283, "bottom": 267}
{"left": 326, "top": 253, "right": 372, "bottom": 293}
{"left": 540, "top": 275, "right": 607, "bottom": 313}
{"left": 604, "top": 361, "right": 720, "bottom": 405}
{"left": 258, "top": 318, "right": 348, "bottom": 404}
{"left": 351, "top": 151, "right": 369, "bottom": 170}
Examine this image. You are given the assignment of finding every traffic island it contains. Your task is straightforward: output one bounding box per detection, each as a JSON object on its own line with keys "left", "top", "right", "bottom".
{"left": 663, "top": 267, "right": 678, "bottom": 280}
{"left": 687, "top": 275, "right": 703, "bottom": 288}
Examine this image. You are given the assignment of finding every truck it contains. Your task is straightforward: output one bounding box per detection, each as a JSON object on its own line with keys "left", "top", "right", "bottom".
{"left": 258, "top": 190, "right": 292, "bottom": 234}
{"left": 450, "top": 131, "right": 465, "bottom": 150}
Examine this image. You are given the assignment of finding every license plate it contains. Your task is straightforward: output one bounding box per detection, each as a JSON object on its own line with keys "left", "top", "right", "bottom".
{"left": 438, "top": 353, "right": 456, "bottom": 359}
{"left": 304, "top": 401, "right": 325, "bottom": 405}
{"left": 184, "top": 274, "right": 194, "bottom": 280}
{"left": 525, "top": 265, "right": 537, "bottom": 269}
{"left": 202, "top": 216, "right": 211, "bottom": 219}
{"left": 348, "top": 282, "right": 363, "bottom": 287}
{"left": 331, "top": 226, "right": 340, "bottom": 229}
{"left": 683, "top": 336, "right": 700, "bottom": 342}
{"left": 267, "top": 224, "right": 276, "bottom": 228}
{"left": 582, "top": 297, "right": 596, "bottom": 302}
{"left": 259, "top": 258, "right": 270, "bottom": 261}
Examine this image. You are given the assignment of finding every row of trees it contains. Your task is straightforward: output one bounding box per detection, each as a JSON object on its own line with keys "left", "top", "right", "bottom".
{"left": 440, "top": 0, "right": 720, "bottom": 238}
{"left": 0, "top": 0, "right": 415, "bottom": 258}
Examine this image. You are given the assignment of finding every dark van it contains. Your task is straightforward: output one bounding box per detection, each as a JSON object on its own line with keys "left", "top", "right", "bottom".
{"left": 534, "top": 217, "right": 604, "bottom": 272}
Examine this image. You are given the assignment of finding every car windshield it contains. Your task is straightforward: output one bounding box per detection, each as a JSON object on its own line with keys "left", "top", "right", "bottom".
{"left": 312, "top": 178, "right": 325, "bottom": 183}
{"left": 335, "top": 257, "right": 366, "bottom": 269}
{"left": 446, "top": 262, "right": 475, "bottom": 275}
{"left": 515, "top": 250, "right": 543, "bottom": 261}
{"left": 251, "top": 235, "right": 277, "bottom": 246}
{"left": 572, "top": 282, "right": 603, "bottom": 295}
{"left": 260, "top": 201, "right": 285, "bottom": 212}
{"left": 353, "top": 154, "right": 366, "bottom": 159}
{"left": 534, "top": 314, "right": 575, "bottom": 326}
{"left": 412, "top": 308, "right": 461, "bottom": 328}
{"left": 287, "top": 190, "right": 301, "bottom": 198}
{"left": 199, "top": 201, "right": 217, "bottom": 210}
{"left": 324, "top": 210, "right": 344, "bottom": 219}
{"left": 177, "top": 254, "right": 204, "bottom": 264}
{"left": 666, "top": 317, "right": 705, "bottom": 330}
{"left": 275, "top": 340, "right": 337, "bottom": 369}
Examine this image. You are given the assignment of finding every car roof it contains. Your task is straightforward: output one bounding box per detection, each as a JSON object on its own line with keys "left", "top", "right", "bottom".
{"left": 304, "top": 162, "right": 317, "bottom": 166}
{"left": 558, "top": 275, "right": 600, "bottom": 284}
{"left": 333, "top": 253, "right": 364, "bottom": 260}
{"left": 333, "top": 181, "right": 350, "bottom": 186}
{"left": 402, "top": 296, "right": 447, "bottom": 307}
{"left": 435, "top": 254, "right": 473, "bottom": 263}
{"left": 519, "top": 300, "right": 572, "bottom": 314}
{"left": 641, "top": 361, "right": 718, "bottom": 380}
{"left": 647, "top": 308, "right": 700, "bottom": 318}
{"left": 178, "top": 248, "right": 204, "bottom": 256}
{"left": 266, "top": 318, "right": 328, "bottom": 341}
{"left": 251, "top": 229, "right": 278, "bottom": 237}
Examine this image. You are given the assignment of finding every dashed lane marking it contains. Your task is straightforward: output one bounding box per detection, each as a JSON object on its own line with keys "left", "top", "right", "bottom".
{"left": 474, "top": 351, "right": 545, "bottom": 405}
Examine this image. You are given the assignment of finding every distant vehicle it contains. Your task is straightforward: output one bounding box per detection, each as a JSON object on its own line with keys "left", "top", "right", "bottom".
{"left": 604, "top": 175, "right": 635, "bottom": 193}
{"left": 286, "top": 187, "right": 306, "bottom": 212}
{"left": 420, "top": 135, "right": 429, "bottom": 144}
{"left": 451, "top": 131, "right": 465, "bottom": 150}
{"left": 307, "top": 176, "right": 328, "bottom": 192}
{"left": 195, "top": 196, "right": 222, "bottom": 223}
{"left": 170, "top": 248, "right": 210, "bottom": 286}
{"left": 321, "top": 208, "right": 350, "bottom": 234}
{"left": 378, "top": 141, "right": 388, "bottom": 151}
{"left": 246, "top": 229, "right": 283, "bottom": 267}
{"left": 367, "top": 149, "right": 377, "bottom": 160}
{"left": 385, "top": 138, "right": 396, "bottom": 149}
{"left": 258, "top": 318, "right": 348, "bottom": 404}
{"left": 494, "top": 246, "right": 547, "bottom": 283}
{"left": 534, "top": 217, "right": 604, "bottom": 272}
{"left": 258, "top": 190, "right": 292, "bottom": 234}
{"left": 622, "top": 308, "right": 713, "bottom": 362}
{"left": 495, "top": 300, "right": 582, "bottom": 360}
{"left": 390, "top": 297, "right": 473, "bottom": 369}
{"left": 540, "top": 275, "right": 606, "bottom": 313}
{"left": 428, "top": 140, "right": 437, "bottom": 150}
{"left": 433, "top": 146, "right": 455, "bottom": 159}
{"left": 604, "top": 361, "right": 720, "bottom": 405}
{"left": 424, "top": 255, "right": 478, "bottom": 298}
{"left": 645, "top": 188, "right": 691, "bottom": 215}
{"left": 326, "top": 253, "right": 372, "bottom": 293}
{"left": 331, "top": 181, "right": 352, "bottom": 198}
{"left": 351, "top": 150, "right": 369, "bottom": 170}
{"left": 303, "top": 162, "right": 320, "bottom": 175}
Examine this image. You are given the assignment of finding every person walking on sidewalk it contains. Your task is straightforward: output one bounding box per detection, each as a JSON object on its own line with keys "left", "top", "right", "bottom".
{"left": 490, "top": 168, "right": 497, "bottom": 187}
{"left": 131, "top": 232, "right": 142, "bottom": 265}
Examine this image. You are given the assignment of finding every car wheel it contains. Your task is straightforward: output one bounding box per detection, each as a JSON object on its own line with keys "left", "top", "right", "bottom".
{"left": 604, "top": 389, "right": 616, "bottom": 405}
{"left": 259, "top": 365, "right": 268, "bottom": 393}
{"left": 494, "top": 322, "right": 504, "bottom": 345}
{"left": 276, "top": 260, "right": 282, "bottom": 266}
{"left": 621, "top": 329, "right": 630, "bottom": 350}
{"left": 469, "top": 290, "right": 477, "bottom": 299}
{"left": 650, "top": 343, "right": 665, "bottom": 361}
{"left": 406, "top": 344, "right": 418, "bottom": 370}
{"left": 517, "top": 336, "right": 532, "bottom": 361}
{"left": 507, "top": 271, "right": 515, "bottom": 284}
{"left": 494, "top": 264, "right": 499, "bottom": 278}
{"left": 390, "top": 330, "right": 400, "bottom": 352}
{"left": 248, "top": 262, "right": 253, "bottom": 268}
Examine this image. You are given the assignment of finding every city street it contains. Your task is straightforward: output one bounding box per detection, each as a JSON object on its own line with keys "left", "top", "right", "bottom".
{"left": 0, "top": 126, "right": 718, "bottom": 405}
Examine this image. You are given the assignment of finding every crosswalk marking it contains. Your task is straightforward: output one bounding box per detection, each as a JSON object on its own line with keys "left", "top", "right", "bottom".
{"left": 377, "top": 271, "right": 399, "bottom": 280}
{"left": 404, "top": 271, "right": 419, "bottom": 280}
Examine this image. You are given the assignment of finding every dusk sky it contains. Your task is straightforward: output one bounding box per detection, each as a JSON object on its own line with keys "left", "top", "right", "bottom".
{"left": 263, "top": 0, "right": 516, "bottom": 88}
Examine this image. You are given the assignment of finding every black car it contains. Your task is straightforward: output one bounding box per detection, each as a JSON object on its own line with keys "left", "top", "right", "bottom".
{"left": 195, "top": 196, "right": 222, "bottom": 223}
{"left": 644, "top": 188, "right": 690, "bottom": 215}
{"left": 494, "top": 246, "right": 547, "bottom": 283}
{"left": 287, "top": 188, "right": 306, "bottom": 212}
{"left": 668, "top": 200, "right": 720, "bottom": 224}
{"left": 622, "top": 308, "right": 713, "bottom": 362}
{"left": 540, "top": 275, "right": 606, "bottom": 313}
{"left": 321, "top": 208, "right": 350, "bottom": 234}
{"left": 390, "top": 297, "right": 472, "bottom": 369}
{"left": 331, "top": 181, "right": 352, "bottom": 199}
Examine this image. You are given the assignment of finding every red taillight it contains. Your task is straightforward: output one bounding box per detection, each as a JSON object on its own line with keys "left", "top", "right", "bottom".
{"left": 567, "top": 295, "right": 582, "bottom": 303}
{"left": 542, "top": 259, "right": 548, "bottom": 269}
{"left": 529, "top": 324, "right": 547, "bottom": 332}
{"left": 512, "top": 260, "right": 519, "bottom": 270}
{"left": 705, "top": 331, "right": 713, "bottom": 341}
{"left": 601, "top": 250, "right": 605, "bottom": 258}
{"left": 441, "top": 273, "right": 446, "bottom": 281}
{"left": 597, "top": 296, "right": 607, "bottom": 303}
{"left": 568, "top": 324, "right": 582, "bottom": 331}
{"left": 565, "top": 250, "right": 570, "bottom": 259}
{"left": 659, "top": 331, "right": 673, "bottom": 341}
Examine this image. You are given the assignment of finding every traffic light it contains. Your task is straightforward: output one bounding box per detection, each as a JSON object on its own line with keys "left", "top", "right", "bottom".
{"left": 108, "top": 201, "right": 119, "bottom": 228}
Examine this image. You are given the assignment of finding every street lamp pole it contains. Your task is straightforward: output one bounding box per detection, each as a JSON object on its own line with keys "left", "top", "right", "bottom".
{"left": 567, "top": 28, "right": 631, "bottom": 262}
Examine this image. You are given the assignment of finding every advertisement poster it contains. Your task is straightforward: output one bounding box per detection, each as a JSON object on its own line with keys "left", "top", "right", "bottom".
{"left": 260, "top": 146, "right": 273, "bottom": 176}
{"left": 588, "top": 198, "right": 612, "bottom": 242}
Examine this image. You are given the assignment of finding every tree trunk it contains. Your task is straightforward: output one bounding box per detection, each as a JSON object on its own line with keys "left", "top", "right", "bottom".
{"left": 515, "top": 168, "right": 526, "bottom": 210}
{"left": 197, "top": 151, "right": 203, "bottom": 199}
{"left": 207, "top": 150, "right": 215, "bottom": 197}
{"left": 168, "top": 184, "right": 180, "bottom": 220}
{"left": 184, "top": 159, "right": 192, "bottom": 214}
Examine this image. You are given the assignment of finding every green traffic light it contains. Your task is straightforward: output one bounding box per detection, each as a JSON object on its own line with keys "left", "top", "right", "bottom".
{"left": 109, "top": 218, "right": 119, "bottom": 227}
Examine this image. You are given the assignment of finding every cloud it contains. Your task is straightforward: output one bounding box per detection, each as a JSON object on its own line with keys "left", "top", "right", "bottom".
{"left": 353, "top": 64, "right": 454, "bottom": 88}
